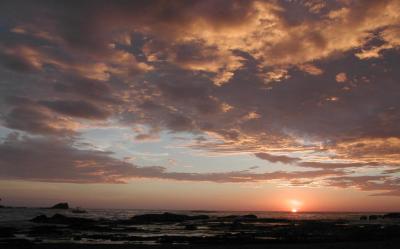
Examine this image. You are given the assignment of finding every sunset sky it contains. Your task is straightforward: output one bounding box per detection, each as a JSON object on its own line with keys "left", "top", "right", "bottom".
{"left": 1, "top": 0, "right": 400, "bottom": 212}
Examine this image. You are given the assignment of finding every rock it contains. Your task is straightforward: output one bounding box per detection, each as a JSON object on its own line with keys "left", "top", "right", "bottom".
{"left": 129, "top": 212, "right": 209, "bottom": 224}
{"left": 369, "top": 215, "right": 379, "bottom": 220}
{"left": 383, "top": 213, "right": 400, "bottom": 219}
{"left": 30, "top": 214, "right": 94, "bottom": 225}
{"left": 30, "top": 215, "right": 48, "bottom": 223}
{"left": 71, "top": 207, "right": 87, "bottom": 213}
{"left": 185, "top": 224, "right": 197, "bottom": 230}
{"left": 28, "top": 226, "right": 64, "bottom": 236}
{"left": 50, "top": 202, "right": 69, "bottom": 209}
{"left": 241, "top": 214, "right": 258, "bottom": 219}
{"left": 218, "top": 214, "right": 258, "bottom": 220}
{"left": 0, "top": 227, "right": 16, "bottom": 238}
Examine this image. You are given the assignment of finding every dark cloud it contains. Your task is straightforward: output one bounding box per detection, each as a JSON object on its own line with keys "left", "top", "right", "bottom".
{"left": 255, "top": 152, "right": 300, "bottom": 164}
{"left": 3, "top": 106, "right": 77, "bottom": 136}
{"left": 297, "top": 161, "right": 380, "bottom": 169}
{"left": 325, "top": 175, "right": 400, "bottom": 196}
{"left": 53, "top": 77, "right": 119, "bottom": 104}
{"left": 39, "top": 100, "right": 110, "bottom": 120}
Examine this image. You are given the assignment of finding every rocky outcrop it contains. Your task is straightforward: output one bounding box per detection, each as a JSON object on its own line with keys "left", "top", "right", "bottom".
{"left": 30, "top": 214, "right": 94, "bottom": 225}
{"left": 50, "top": 202, "right": 69, "bottom": 209}
{"left": 128, "top": 212, "right": 209, "bottom": 224}
{"left": 383, "top": 213, "right": 400, "bottom": 219}
{"left": 360, "top": 215, "right": 368, "bottom": 220}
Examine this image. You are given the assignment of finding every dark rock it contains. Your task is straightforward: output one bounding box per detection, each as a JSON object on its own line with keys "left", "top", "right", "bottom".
{"left": 360, "top": 215, "right": 368, "bottom": 220}
{"left": 257, "top": 218, "right": 290, "bottom": 223}
{"left": 50, "top": 202, "right": 69, "bottom": 209}
{"left": 218, "top": 214, "right": 258, "bottom": 220}
{"left": 128, "top": 212, "right": 209, "bottom": 224}
{"left": 185, "top": 224, "right": 197, "bottom": 230}
{"left": 369, "top": 215, "right": 379, "bottom": 220}
{"left": 0, "top": 227, "right": 17, "bottom": 238}
{"left": 241, "top": 214, "right": 258, "bottom": 219}
{"left": 230, "top": 220, "right": 244, "bottom": 230}
{"left": 28, "top": 226, "right": 64, "bottom": 236}
{"left": 30, "top": 214, "right": 94, "bottom": 225}
{"left": 383, "top": 213, "right": 400, "bottom": 219}
{"left": 71, "top": 207, "right": 87, "bottom": 213}
{"left": 73, "top": 235, "right": 82, "bottom": 241}
{"left": 30, "top": 215, "right": 48, "bottom": 223}
{"left": 218, "top": 215, "right": 239, "bottom": 220}
{"left": 0, "top": 238, "right": 33, "bottom": 246}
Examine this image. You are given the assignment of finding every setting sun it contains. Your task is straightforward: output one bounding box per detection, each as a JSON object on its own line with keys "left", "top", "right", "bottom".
{"left": 288, "top": 199, "right": 302, "bottom": 213}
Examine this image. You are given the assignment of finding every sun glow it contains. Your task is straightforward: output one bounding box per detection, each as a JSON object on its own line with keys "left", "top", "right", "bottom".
{"left": 288, "top": 199, "right": 302, "bottom": 213}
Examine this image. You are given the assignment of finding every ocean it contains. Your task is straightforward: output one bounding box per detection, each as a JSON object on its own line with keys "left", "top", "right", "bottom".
{"left": 0, "top": 208, "right": 395, "bottom": 245}
{"left": 0, "top": 207, "right": 385, "bottom": 225}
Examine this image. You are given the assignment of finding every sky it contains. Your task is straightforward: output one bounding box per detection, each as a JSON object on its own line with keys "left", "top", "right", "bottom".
{"left": 0, "top": 0, "right": 400, "bottom": 212}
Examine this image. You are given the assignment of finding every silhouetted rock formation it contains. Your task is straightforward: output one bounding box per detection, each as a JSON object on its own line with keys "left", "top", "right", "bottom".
{"left": 49, "top": 202, "right": 69, "bottom": 209}
{"left": 184, "top": 224, "right": 197, "bottom": 230}
{"left": 219, "top": 214, "right": 258, "bottom": 220}
{"left": 0, "top": 227, "right": 16, "bottom": 238}
{"left": 31, "top": 214, "right": 94, "bottom": 225}
{"left": 383, "top": 213, "right": 400, "bottom": 219}
{"left": 128, "top": 212, "right": 209, "bottom": 224}
{"left": 369, "top": 215, "right": 379, "bottom": 220}
{"left": 241, "top": 214, "right": 258, "bottom": 219}
{"left": 71, "top": 207, "right": 87, "bottom": 213}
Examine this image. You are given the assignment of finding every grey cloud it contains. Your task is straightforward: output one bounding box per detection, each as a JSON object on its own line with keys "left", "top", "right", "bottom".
{"left": 3, "top": 106, "right": 76, "bottom": 136}
{"left": 39, "top": 100, "right": 110, "bottom": 120}
{"left": 0, "top": 134, "right": 343, "bottom": 184}
{"left": 255, "top": 152, "right": 300, "bottom": 164}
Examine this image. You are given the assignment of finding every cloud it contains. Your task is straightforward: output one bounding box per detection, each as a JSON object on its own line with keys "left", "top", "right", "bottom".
{"left": 3, "top": 105, "right": 78, "bottom": 136}
{"left": 297, "top": 161, "right": 379, "bottom": 169}
{"left": 39, "top": 100, "right": 111, "bottom": 120}
{"left": 0, "top": 133, "right": 343, "bottom": 184}
{"left": 0, "top": 0, "right": 400, "bottom": 196}
{"left": 325, "top": 175, "right": 400, "bottom": 196}
{"left": 335, "top": 72, "right": 347, "bottom": 82}
{"left": 255, "top": 152, "right": 300, "bottom": 164}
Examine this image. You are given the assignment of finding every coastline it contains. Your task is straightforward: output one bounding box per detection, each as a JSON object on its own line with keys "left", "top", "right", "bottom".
{"left": 1, "top": 209, "right": 400, "bottom": 248}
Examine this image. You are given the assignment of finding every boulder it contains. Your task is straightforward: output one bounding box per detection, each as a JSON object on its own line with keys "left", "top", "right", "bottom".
{"left": 383, "top": 213, "right": 400, "bottom": 219}
{"left": 218, "top": 214, "right": 258, "bottom": 220}
{"left": 30, "top": 214, "right": 94, "bottom": 225}
{"left": 241, "top": 214, "right": 258, "bottom": 219}
{"left": 360, "top": 215, "right": 368, "bottom": 220}
{"left": 369, "top": 215, "right": 379, "bottom": 220}
{"left": 129, "top": 212, "right": 209, "bottom": 224}
{"left": 185, "top": 224, "right": 197, "bottom": 230}
{"left": 0, "top": 227, "right": 17, "bottom": 238}
{"left": 50, "top": 202, "right": 69, "bottom": 209}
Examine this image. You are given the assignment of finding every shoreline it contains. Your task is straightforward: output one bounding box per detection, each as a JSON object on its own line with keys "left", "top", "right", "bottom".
{"left": 1, "top": 210, "right": 400, "bottom": 248}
